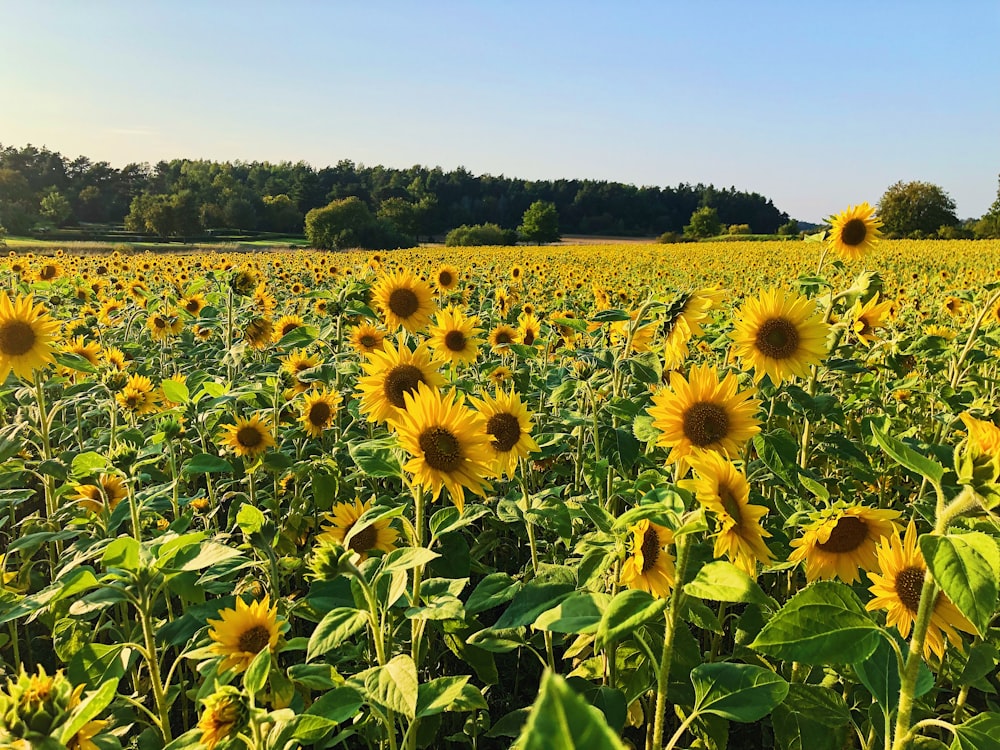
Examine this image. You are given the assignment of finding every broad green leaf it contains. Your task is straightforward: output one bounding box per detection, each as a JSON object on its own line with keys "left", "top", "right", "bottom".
{"left": 379, "top": 547, "right": 439, "bottom": 575}
{"left": 303, "top": 686, "right": 363, "bottom": 723}
{"left": 771, "top": 683, "right": 850, "bottom": 750}
{"left": 349, "top": 439, "right": 402, "bottom": 478}
{"left": 516, "top": 670, "right": 625, "bottom": 750}
{"left": 595, "top": 589, "right": 667, "bottom": 649}
{"left": 175, "top": 542, "right": 243, "bottom": 571}
{"left": 102, "top": 537, "right": 141, "bottom": 572}
{"left": 533, "top": 592, "right": 609, "bottom": 634}
{"left": 307, "top": 608, "right": 369, "bottom": 661}
{"left": 589, "top": 308, "right": 631, "bottom": 322}
{"left": 182, "top": 453, "right": 233, "bottom": 475}
{"left": 58, "top": 678, "right": 119, "bottom": 744}
{"left": 920, "top": 532, "right": 1000, "bottom": 637}
{"left": 236, "top": 503, "right": 266, "bottom": 536}
{"left": 71, "top": 451, "right": 110, "bottom": 478}
{"left": 691, "top": 662, "right": 789, "bottom": 722}
{"left": 493, "top": 576, "right": 575, "bottom": 630}
{"left": 161, "top": 377, "right": 189, "bottom": 404}
{"left": 55, "top": 351, "right": 98, "bottom": 373}
{"left": 684, "top": 561, "right": 778, "bottom": 610}
{"left": 750, "top": 581, "right": 881, "bottom": 664}
{"left": 951, "top": 712, "right": 1000, "bottom": 750}
{"left": 365, "top": 655, "right": 419, "bottom": 719}
{"left": 854, "top": 631, "right": 933, "bottom": 714}
{"left": 871, "top": 423, "right": 945, "bottom": 486}
{"left": 416, "top": 675, "right": 473, "bottom": 717}
{"left": 244, "top": 647, "right": 271, "bottom": 695}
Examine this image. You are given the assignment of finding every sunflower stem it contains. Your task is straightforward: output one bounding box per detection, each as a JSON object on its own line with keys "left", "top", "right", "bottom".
{"left": 138, "top": 587, "right": 173, "bottom": 742}
{"left": 33, "top": 371, "right": 60, "bottom": 564}
{"left": 650, "top": 532, "right": 690, "bottom": 750}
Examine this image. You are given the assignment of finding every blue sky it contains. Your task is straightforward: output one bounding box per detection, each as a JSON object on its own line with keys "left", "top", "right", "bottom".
{"left": 2, "top": 1, "right": 998, "bottom": 222}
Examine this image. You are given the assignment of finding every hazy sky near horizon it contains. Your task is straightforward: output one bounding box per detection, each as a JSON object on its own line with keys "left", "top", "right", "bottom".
{"left": 2, "top": 1, "right": 998, "bottom": 222}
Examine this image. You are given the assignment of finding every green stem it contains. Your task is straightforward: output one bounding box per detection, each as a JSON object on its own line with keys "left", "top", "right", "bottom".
{"left": 138, "top": 590, "right": 173, "bottom": 742}
{"left": 650, "top": 533, "right": 691, "bottom": 750}
{"left": 663, "top": 710, "right": 698, "bottom": 750}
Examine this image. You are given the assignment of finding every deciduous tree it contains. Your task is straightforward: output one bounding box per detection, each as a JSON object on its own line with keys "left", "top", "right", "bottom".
{"left": 877, "top": 181, "right": 958, "bottom": 237}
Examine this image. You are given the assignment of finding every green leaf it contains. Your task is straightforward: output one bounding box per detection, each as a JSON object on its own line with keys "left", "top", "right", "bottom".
{"left": 307, "top": 608, "right": 369, "bottom": 661}
{"left": 595, "top": 589, "right": 667, "bottom": 649}
{"left": 533, "top": 592, "right": 609, "bottom": 634}
{"left": 589, "top": 308, "right": 632, "bottom": 322}
{"left": 750, "top": 581, "right": 881, "bottom": 664}
{"left": 493, "top": 577, "right": 575, "bottom": 630}
{"left": 174, "top": 542, "right": 243, "bottom": 571}
{"left": 920, "top": 532, "right": 1000, "bottom": 637}
{"left": 303, "top": 685, "right": 363, "bottom": 723}
{"left": 516, "top": 670, "right": 626, "bottom": 750}
{"left": 102, "top": 537, "right": 141, "bottom": 572}
{"left": 684, "top": 561, "right": 777, "bottom": 610}
{"left": 871, "top": 423, "right": 945, "bottom": 486}
{"left": 691, "top": 662, "right": 788, "bottom": 722}
{"left": 379, "top": 547, "right": 439, "bottom": 576}
{"left": 54, "top": 351, "right": 98, "bottom": 373}
{"left": 416, "top": 675, "right": 473, "bottom": 717}
{"left": 71, "top": 451, "right": 110, "bottom": 478}
{"left": 349, "top": 439, "right": 402, "bottom": 478}
{"left": 365, "top": 654, "right": 419, "bottom": 719}
{"left": 244, "top": 647, "right": 271, "bottom": 695}
{"left": 466, "top": 573, "right": 522, "bottom": 614}
{"left": 853, "top": 631, "right": 933, "bottom": 713}
{"left": 951, "top": 712, "right": 1000, "bottom": 750}
{"left": 58, "top": 678, "right": 119, "bottom": 744}
{"left": 236, "top": 503, "right": 266, "bottom": 536}
{"left": 771, "top": 682, "right": 851, "bottom": 750}
{"left": 161, "top": 377, "right": 189, "bottom": 404}
{"left": 182, "top": 453, "right": 233, "bottom": 475}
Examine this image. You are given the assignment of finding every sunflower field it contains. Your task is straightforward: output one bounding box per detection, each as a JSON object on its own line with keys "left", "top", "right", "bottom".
{"left": 2, "top": 205, "right": 1000, "bottom": 750}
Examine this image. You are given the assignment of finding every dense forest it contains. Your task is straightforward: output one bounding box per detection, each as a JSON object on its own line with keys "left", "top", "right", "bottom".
{"left": 0, "top": 143, "right": 790, "bottom": 241}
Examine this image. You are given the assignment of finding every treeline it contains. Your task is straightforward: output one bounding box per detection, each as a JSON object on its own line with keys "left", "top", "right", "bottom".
{"left": 0, "top": 143, "right": 790, "bottom": 242}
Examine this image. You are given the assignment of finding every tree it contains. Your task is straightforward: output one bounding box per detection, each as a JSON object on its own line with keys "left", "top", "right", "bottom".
{"left": 877, "top": 181, "right": 958, "bottom": 237}
{"left": 39, "top": 189, "right": 73, "bottom": 226}
{"left": 305, "top": 197, "right": 414, "bottom": 250}
{"left": 518, "top": 200, "right": 560, "bottom": 243}
{"left": 261, "top": 194, "right": 302, "bottom": 233}
{"left": 683, "top": 206, "right": 721, "bottom": 238}
{"left": 777, "top": 219, "right": 800, "bottom": 236}
{"left": 445, "top": 223, "right": 517, "bottom": 246}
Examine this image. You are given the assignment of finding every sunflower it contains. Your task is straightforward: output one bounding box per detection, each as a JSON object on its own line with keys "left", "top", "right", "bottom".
{"left": 72, "top": 474, "right": 127, "bottom": 514}
{"left": 647, "top": 364, "right": 761, "bottom": 473}
{"left": 356, "top": 338, "right": 444, "bottom": 424}
{"left": 146, "top": 308, "right": 183, "bottom": 341}
{"left": 349, "top": 323, "right": 387, "bottom": 355}
{"left": 610, "top": 311, "right": 655, "bottom": 354}
{"left": 850, "top": 292, "right": 893, "bottom": 347}
{"left": 960, "top": 412, "right": 1000, "bottom": 458}
{"left": 434, "top": 264, "right": 461, "bottom": 291}
{"left": 469, "top": 389, "right": 540, "bottom": 478}
{"left": 489, "top": 324, "right": 521, "bottom": 351}
{"left": 317, "top": 497, "right": 398, "bottom": 561}
{"left": 181, "top": 293, "right": 207, "bottom": 316}
{"left": 218, "top": 413, "right": 276, "bottom": 459}
{"left": 681, "top": 451, "right": 773, "bottom": 575}
{"left": 197, "top": 686, "right": 248, "bottom": 750}
{"left": 0, "top": 292, "right": 60, "bottom": 381}
{"left": 487, "top": 365, "right": 513, "bottom": 386}
{"left": 827, "top": 202, "right": 882, "bottom": 260}
{"left": 300, "top": 388, "right": 342, "bottom": 438}
{"left": 66, "top": 683, "right": 109, "bottom": 750}
{"left": 517, "top": 311, "right": 542, "bottom": 347}
{"left": 620, "top": 519, "right": 675, "bottom": 599}
{"left": 866, "top": 521, "right": 976, "bottom": 660}
{"left": 37, "top": 260, "right": 62, "bottom": 281}
{"left": 97, "top": 298, "right": 124, "bottom": 326}
{"left": 64, "top": 336, "right": 102, "bottom": 366}
{"left": 273, "top": 313, "right": 304, "bottom": 343}
{"left": 788, "top": 504, "right": 901, "bottom": 584}
{"left": 371, "top": 269, "right": 436, "bottom": 333}
{"left": 730, "top": 289, "right": 829, "bottom": 384}
{"left": 206, "top": 594, "right": 284, "bottom": 673}
{"left": 662, "top": 288, "right": 726, "bottom": 369}
{"left": 115, "top": 374, "right": 159, "bottom": 416}
{"left": 924, "top": 324, "right": 957, "bottom": 341}
{"left": 281, "top": 349, "right": 321, "bottom": 393}
{"left": 252, "top": 282, "right": 276, "bottom": 316}
{"left": 243, "top": 317, "right": 274, "bottom": 349}
{"left": 391, "top": 383, "right": 493, "bottom": 512}
{"left": 427, "top": 306, "right": 483, "bottom": 366}
{"left": 102, "top": 346, "right": 128, "bottom": 371}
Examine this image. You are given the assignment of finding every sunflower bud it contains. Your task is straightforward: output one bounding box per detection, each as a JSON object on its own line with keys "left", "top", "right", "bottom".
{"left": 197, "top": 686, "right": 249, "bottom": 750}
{"left": 0, "top": 666, "right": 76, "bottom": 743}
{"left": 157, "top": 414, "right": 185, "bottom": 440}
{"left": 308, "top": 540, "right": 357, "bottom": 581}
{"left": 843, "top": 271, "right": 884, "bottom": 307}
{"left": 108, "top": 441, "right": 139, "bottom": 474}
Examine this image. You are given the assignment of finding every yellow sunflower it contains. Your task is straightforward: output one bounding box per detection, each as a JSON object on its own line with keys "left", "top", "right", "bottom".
{"left": 960, "top": 412, "right": 1000, "bottom": 458}
{"left": 487, "top": 365, "right": 513, "bottom": 386}
{"left": 517, "top": 311, "right": 542, "bottom": 347}
{"left": 206, "top": 594, "right": 284, "bottom": 673}
{"left": 647, "top": 364, "right": 761, "bottom": 473}
{"left": 730, "top": 289, "right": 829, "bottom": 384}
{"left": 273, "top": 313, "right": 304, "bottom": 343}
{"left": 391, "top": 382, "right": 494, "bottom": 512}
{"left": 243, "top": 317, "right": 274, "bottom": 350}
{"left": 181, "top": 293, "right": 207, "bottom": 316}
{"left": 434, "top": 264, "right": 461, "bottom": 291}
{"left": 681, "top": 451, "right": 773, "bottom": 575}
{"left": 66, "top": 683, "right": 109, "bottom": 750}
{"left": 72, "top": 474, "right": 127, "bottom": 514}
{"left": 299, "top": 388, "right": 342, "bottom": 438}
{"left": 218, "top": 413, "right": 276, "bottom": 459}
{"left": 317, "top": 497, "right": 398, "bottom": 561}
{"left": 620, "top": 519, "right": 675, "bottom": 599}
{"left": 146, "top": 308, "right": 183, "bottom": 340}
{"left": 662, "top": 287, "right": 726, "bottom": 369}
{"left": 0, "top": 292, "right": 60, "bottom": 381}
{"left": 427, "top": 306, "right": 483, "bottom": 366}
{"left": 281, "top": 349, "right": 321, "bottom": 394}
{"left": 349, "top": 323, "right": 387, "bottom": 355}
{"left": 850, "top": 292, "right": 893, "bottom": 347}
{"left": 371, "top": 269, "right": 436, "bottom": 333}
{"left": 611, "top": 311, "right": 655, "bottom": 354}
{"left": 489, "top": 324, "right": 521, "bottom": 351}
{"left": 469, "top": 389, "right": 540, "bottom": 478}
{"left": 866, "top": 521, "right": 976, "bottom": 660}
{"left": 356, "top": 338, "right": 444, "bottom": 424}
{"left": 115, "top": 374, "right": 159, "bottom": 416}
{"left": 197, "top": 686, "right": 248, "bottom": 750}
{"left": 788, "top": 504, "right": 901, "bottom": 584}
{"left": 64, "top": 335, "right": 102, "bottom": 366}
{"left": 827, "top": 202, "right": 882, "bottom": 260}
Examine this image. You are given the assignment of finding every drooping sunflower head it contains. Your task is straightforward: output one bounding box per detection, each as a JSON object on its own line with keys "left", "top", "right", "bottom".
{"left": 427, "top": 306, "right": 483, "bottom": 366}
{"left": 647, "top": 363, "right": 762, "bottom": 474}
{"left": 850, "top": 292, "right": 893, "bottom": 347}
{"left": 827, "top": 202, "right": 882, "bottom": 260}
{"left": 730, "top": 288, "right": 829, "bottom": 384}
{"left": 206, "top": 594, "right": 284, "bottom": 674}
{"left": 317, "top": 497, "right": 398, "bottom": 561}
{"left": 391, "top": 382, "right": 494, "bottom": 512}
{"left": 620, "top": 519, "right": 675, "bottom": 599}
{"left": 197, "top": 686, "right": 249, "bottom": 750}
{"left": 788, "top": 504, "right": 901, "bottom": 584}
{"left": 469, "top": 389, "right": 540, "bottom": 478}
{"left": 0, "top": 292, "right": 60, "bottom": 381}
{"left": 371, "top": 269, "right": 436, "bottom": 333}
{"left": 299, "top": 388, "right": 343, "bottom": 438}
{"left": 243, "top": 317, "right": 274, "bottom": 350}
{"left": 356, "top": 338, "right": 445, "bottom": 424}
{"left": 218, "top": 413, "right": 276, "bottom": 459}
{"left": 72, "top": 474, "right": 127, "bottom": 514}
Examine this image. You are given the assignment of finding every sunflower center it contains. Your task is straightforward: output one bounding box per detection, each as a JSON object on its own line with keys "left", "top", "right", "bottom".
{"left": 186, "top": 299, "right": 201, "bottom": 313}
{"left": 522, "top": 328, "right": 536, "bottom": 346}
{"left": 444, "top": 330, "right": 467, "bottom": 352}
{"left": 383, "top": 364, "right": 426, "bottom": 408}
{"left": 281, "top": 322, "right": 299, "bottom": 336}
{"left": 682, "top": 402, "right": 730, "bottom": 446}
{"left": 894, "top": 566, "right": 926, "bottom": 614}
{"left": 640, "top": 526, "right": 662, "bottom": 574}
{"left": 487, "top": 412, "right": 521, "bottom": 452}
{"left": 494, "top": 330, "right": 513, "bottom": 345}
{"left": 388, "top": 288, "right": 420, "bottom": 318}
{"left": 41, "top": 264, "right": 57, "bottom": 279}
{"left": 359, "top": 334, "right": 378, "bottom": 348}
{"left": 308, "top": 401, "right": 332, "bottom": 426}
{"left": 719, "top": 486, "right": 743, "bottom": 523}
{"left": 438, "top": 271, "right": 454, "bottom": 287}
{"left": 840, "top": 218, "right": 868, "bottom": 247}
{"left": 418, "top": 427, "right": 463, "bottom": 471}
{"left": 0, "top": 320, "right": 37, "bottom": 356}
{"left": 754, "top": 318, "right": 800, "bottom": 360}
{"left": 237, "top": 426, "right": 264, "bottom": 448}
{"left": 816, "top": 515, "right": 868, "bottom": 553}
{"left": 237, "top": 624, "right": 272, "bottom": 654}
{"left": 348, "top": 523, "right": 379, "bottom": 554}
